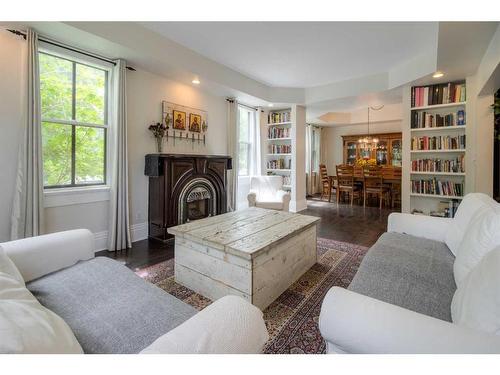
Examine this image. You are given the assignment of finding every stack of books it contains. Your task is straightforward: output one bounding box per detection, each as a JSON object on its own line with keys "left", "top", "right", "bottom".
{"left": 268, "top": 111, "right": 291, "bottom": 124}
{"left": 411, "top": 82, "right": 466, "bottom": 107}
{"left": 430, "top": 200, "right": 461, "bottom": 218}
{"left": 411, "top": 178, "right": 464, "bottom": 197}
{"left": 268, "top": 127, "right": 290, "bottom": 139}
{"left": 411, "top": 135, "right": 466, "bottom": 150}
{"left": 411, "top": 110, "right": 465, "bottom": 128}
{"left": 267, "top": 159, "right": 291, "bottom": 170}
{"left": 269, "top": 144, "right": 291, "bottom": 154}
{"left": 411, "top": 156, "right": 465, "bottom": 173}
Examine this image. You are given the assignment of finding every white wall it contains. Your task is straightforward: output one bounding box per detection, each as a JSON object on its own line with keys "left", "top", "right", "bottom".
{"left": 127, "top": 68, "right": 228, "bottom": 228}
{"left": 323, "top": 120, "right": 402, "bottom": 174}
{"left": 0, "top": 30, "right": 24, "bottom": 242}
{"left": 0, "top": 30, "right": 228, "bottom": 245}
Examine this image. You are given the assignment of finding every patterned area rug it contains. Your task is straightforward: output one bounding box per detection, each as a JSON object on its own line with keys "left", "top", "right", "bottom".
{"left": 135, "top": 238, "right": 368, "bottom": 354}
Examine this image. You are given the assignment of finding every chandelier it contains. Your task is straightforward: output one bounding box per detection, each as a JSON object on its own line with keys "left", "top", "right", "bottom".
{"left": 358, "top": 105, "right": 384, "bottom": 152}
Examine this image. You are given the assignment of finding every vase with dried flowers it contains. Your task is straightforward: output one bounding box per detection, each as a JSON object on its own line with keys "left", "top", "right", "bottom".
{"left": 148, "top": 122, "right": 167, "bottom": 153}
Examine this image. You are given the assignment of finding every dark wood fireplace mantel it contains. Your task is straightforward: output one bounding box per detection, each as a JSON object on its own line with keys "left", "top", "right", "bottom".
{"left": 145, "top": 154, "right": 232, "bottom": 242}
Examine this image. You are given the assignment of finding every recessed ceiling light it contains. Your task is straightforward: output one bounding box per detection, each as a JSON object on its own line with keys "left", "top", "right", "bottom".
{"left": 192, "top": 78, "right": 200, "bottom": 85}
{"left": 432, "top": 71, "right": 444, "bottom": 78}
{"left": 268, "top": 103, "right": 274, "bottom": 107}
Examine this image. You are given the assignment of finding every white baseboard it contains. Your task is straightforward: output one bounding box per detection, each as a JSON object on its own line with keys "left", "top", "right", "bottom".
{"left": 290, "top": 199, "right": 308, "bottom": 213}
{"left": 93, "top": 221, "right": 148, "bottom": 252}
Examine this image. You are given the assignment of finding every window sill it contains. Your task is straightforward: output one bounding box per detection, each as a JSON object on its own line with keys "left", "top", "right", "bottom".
{"left": 44, "top": 186, "right": 111, "bottom": 208}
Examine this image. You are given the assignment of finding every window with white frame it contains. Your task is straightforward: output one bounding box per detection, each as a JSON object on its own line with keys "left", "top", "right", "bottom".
{"left": 237, "top": 105, "right": 257, "bottom": 176}
{"left": 39, "top": 52, "right": 109, "bottom": 188}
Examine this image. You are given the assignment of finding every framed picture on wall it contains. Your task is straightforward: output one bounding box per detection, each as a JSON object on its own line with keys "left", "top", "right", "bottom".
{"left": 173, "top": 110, "right": 186, "bottom": 130}
{"left": 189, "top": 113, "right": 202, "bottom": 133}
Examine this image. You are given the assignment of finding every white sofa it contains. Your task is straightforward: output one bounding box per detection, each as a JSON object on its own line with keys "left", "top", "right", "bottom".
{"left": 319, "top": 193, "right": 500, "bottom": 354}
{"left": 0, "top": 230, "right": 269, "bottom": 354}
{"left": 247, "top": 176, "right": 291, "bottom": 212}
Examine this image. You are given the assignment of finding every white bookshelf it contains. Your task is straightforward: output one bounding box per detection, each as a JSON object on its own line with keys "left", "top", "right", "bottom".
{"left": 407, "top": 82, "right": 467, "bottom": 216}
{"left": 411, "top": 101, "right": 466, "bottom": 111}
{"left": 410, "top": 125, "right": 466, "bottom": 132}
{"left": 264, "top": 108, "right": 293, "bottom": 192}
{"left": 410, "top": 171, "right": 466, "bottom": 176}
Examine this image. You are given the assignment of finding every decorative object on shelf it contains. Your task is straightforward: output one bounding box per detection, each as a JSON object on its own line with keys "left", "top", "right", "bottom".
{"left": 148, "top": 122, "right": 167, "bottom": 153}
{"left": 358, "top": 106, "right": 384, "bottom": 154}
{"left": 355, "top": 158, "right": 376, "bottom": 167}
{"left": 162, "top": 101, "right": 208, "bottom": 147}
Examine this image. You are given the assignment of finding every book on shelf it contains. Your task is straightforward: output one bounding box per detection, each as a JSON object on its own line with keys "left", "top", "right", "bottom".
{"left": 411, "top": 135, "right": 466, "bottom": 151}
{"left": 269, "top": 144, "right": 291, "bottom": 154}
{"left": 411, "top": 82, "right": 466, "bottom": 107}
{"left": 411, "top": 178, "right": 464, "bottom": 197}
{"left": 268, "top": 126, "right": 290, "bottom": 139}
{"left": 268, "top": 110, "right": 291, "bottom": 124}
{"left": 430, "top": 200, "right": 460, "bottom": 218}
{"left": 411, "top": 156, "right": 465, "bottom": 173}
{"left": 411, "top": 109, "right": 466, "bottom": 129}
{"left": 267, "top": 158, "right": 291, "bottom": 170}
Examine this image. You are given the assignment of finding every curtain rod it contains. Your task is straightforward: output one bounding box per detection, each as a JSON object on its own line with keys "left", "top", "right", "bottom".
{"left": 226, "top": 98, "right": 258, "bottom": 111}
{"left": 7, "top": 29, "right": 136, "bottom": 71}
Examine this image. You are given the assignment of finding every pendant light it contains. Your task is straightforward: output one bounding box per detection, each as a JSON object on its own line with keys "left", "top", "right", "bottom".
{"left": 358, "top": 105, "right": 383, "bottom": 154}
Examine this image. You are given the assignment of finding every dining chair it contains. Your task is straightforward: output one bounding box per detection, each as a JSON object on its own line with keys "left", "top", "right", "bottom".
{"left": 336, "top": 164, "right": 361, "bottom": 205}
{"left": 381, "top": 166, "right": 402, "bottom": 208}
{"left": 319, "top": 164, "right": 336, "bottom": 202}
{"left": 363, "top": 165, "right": 391, "bottom": 209}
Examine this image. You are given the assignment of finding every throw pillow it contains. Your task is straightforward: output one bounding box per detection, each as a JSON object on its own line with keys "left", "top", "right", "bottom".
{"left": 0, "top": 271, "right": 83, "bottom": 354}
{"left": 445, "top": 193, "right": 495, "bottom": 256}
{"left": 453, "top": 206, "right": 500, "bottom": 286}
{"left": 451, "top": 246, "right": 500, "bottom": 335}
{"left": 0, "top": 245, "right": 24, "bottom": 285}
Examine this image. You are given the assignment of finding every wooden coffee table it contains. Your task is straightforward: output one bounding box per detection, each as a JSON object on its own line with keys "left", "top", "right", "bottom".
{"left": 167, "top": 208, "right": 320, "bottom": 310}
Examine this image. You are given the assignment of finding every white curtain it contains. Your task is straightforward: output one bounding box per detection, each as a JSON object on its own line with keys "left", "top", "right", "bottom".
{"left": 252, "top": 109, "right": 261, "bottom": 176}
{"left": 226, "top": 99, "right": 239, "bottom": 211}
{"left": 305, "top": 125, "right": 324, "bottom": 196}
{"left": 108, "top": 59, "right": 131, "bottom": 251}
{"left": 10, "top": 29, "right": 44, "bottom": 240}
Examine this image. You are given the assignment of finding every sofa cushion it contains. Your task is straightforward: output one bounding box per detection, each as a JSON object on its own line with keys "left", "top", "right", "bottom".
{"left": 451, "top": 246, "right": 500, "bottom": 335}
{"left": 348, "top": 232, "right": 456, "bottom": 322}
{"left": 453, "top": 206, "right": 500, "bottom": 286}
{"left": 0, "top": 269, "right": 83, "bottom": 354}
{"left": 0, "top": 246, "right": 24, "bottom": 285}
{"left": 27, "top": 257, "right": 197, "bottom": 354}
{"left": 445, "top": 193, "right": 496, "bottom": 256}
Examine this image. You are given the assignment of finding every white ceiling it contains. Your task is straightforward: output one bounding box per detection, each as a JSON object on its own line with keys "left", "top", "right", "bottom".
{"left": 141, "top": 22, "right": 438, "bottom": 88}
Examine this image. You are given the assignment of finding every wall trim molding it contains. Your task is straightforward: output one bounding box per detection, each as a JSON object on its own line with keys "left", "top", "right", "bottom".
{"left": 93, "top": 221, "right": 148, "bottom": 252}
{"left": 44, "top": 186, "right": 111, "bottom": 208}
{"left": 290, "top": 199, "right": 308, "bottom": 213}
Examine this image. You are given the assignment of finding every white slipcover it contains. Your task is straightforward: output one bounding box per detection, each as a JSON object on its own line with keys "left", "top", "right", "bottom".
{"left": 247, "top": 176, "right": 291, "bottom": 212}
{"left": 451, "top": 246, "right": 500, "bottom": 335}
{"left": 445, "top": 193, "right": 496, "bottom": 255}
{"left": 141, "top": 295, "right": 269, "bottom": 354}
{"left": 0, "top": 229, "right": 95, "bottom": 282}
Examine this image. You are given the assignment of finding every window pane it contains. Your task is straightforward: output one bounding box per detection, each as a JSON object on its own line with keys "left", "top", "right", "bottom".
{"left": 75, "top": 126, "right": 105, "bottom": 184}
{"left": 238, "top": 107, "right": 250, "bottom": 142}
{"left": 39, "top": 54, "right": 73, "bottom": 121}
{"left": 42, "top": 122, "right": 72, "bottom": 186}
{"left": 238, "top": 143, "right": 249, "bottom": 176}
{"left": 76, "top": 64, "right": 106, "bottom": 124}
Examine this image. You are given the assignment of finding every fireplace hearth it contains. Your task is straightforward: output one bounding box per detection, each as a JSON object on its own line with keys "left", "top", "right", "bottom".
{"left": 145, "top": 154, "right": 232, "bottom": 242}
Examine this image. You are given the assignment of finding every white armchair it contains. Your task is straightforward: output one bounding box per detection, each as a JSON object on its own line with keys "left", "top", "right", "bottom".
{"left": 247, "top": 176, "right": 291, "bottom": 212}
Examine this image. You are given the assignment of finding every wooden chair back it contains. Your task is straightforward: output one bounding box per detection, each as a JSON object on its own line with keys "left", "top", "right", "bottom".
{"left": 363, "top": 165, "right": 383, "bottom": 189}
{"left": 319, "top": 164, "right": 329, "bottom": 185}
{"left": 336, "top": 164, "right": 354, "bottom": 187}
{"left": 353, "top": 166, "right": 364, "bottom": 179}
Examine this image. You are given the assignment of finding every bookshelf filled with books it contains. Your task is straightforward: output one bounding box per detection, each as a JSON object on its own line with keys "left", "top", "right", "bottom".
{"left": 408, "top": 81, "right": 467, "bottom": 217}
{"left": 265, "top": 108, "right": 293, "bottom": 192}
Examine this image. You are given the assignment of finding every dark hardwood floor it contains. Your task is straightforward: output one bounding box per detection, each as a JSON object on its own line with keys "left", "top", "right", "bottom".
{"left": 98, "top": 196, "right": 398, "bottom": 271}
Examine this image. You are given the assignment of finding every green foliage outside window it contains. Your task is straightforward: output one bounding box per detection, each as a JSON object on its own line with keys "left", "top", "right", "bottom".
{"left": 40, "top": 53, "right": 107, "bottom": 187}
